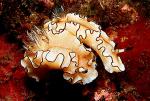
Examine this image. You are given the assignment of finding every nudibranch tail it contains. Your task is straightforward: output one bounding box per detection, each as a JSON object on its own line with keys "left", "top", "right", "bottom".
{"left": 21, "top": 13, "right": 125, "bottom": 85}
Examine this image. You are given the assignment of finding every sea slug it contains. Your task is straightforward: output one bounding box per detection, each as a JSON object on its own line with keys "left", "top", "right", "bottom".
{"left": 21, "top": 13, "right": 125, "bottom": 85}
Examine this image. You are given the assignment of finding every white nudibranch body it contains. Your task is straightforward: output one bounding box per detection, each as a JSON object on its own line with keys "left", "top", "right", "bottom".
{"left": 21, "top": 13, "right": 125, "bottom": 85}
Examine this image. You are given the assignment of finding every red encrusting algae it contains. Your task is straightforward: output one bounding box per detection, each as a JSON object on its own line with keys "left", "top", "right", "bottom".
{"left": 0, "top": 35, "right": 28, "bottom": 101}
{"left": 105, "top": 17, "right": 150, "bottom": 100}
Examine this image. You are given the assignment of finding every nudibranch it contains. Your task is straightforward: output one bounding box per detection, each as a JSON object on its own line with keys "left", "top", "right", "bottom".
{"left": 21, "top": 13, "right": 125, "bottom": 85}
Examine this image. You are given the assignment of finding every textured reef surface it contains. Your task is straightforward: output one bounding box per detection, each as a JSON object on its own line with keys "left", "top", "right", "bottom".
{"left": 0, "top": 0, "right": 150, "bottom": 101}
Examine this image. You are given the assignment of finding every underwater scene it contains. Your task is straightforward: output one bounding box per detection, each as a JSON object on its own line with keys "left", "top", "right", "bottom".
{"left": 0, "top": 0, "right": 150, "bottom": 101}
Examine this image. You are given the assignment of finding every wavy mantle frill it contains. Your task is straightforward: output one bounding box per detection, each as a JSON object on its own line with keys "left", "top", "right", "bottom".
{"left": 21, "top": 13, "right": 125, "bottom": 85}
